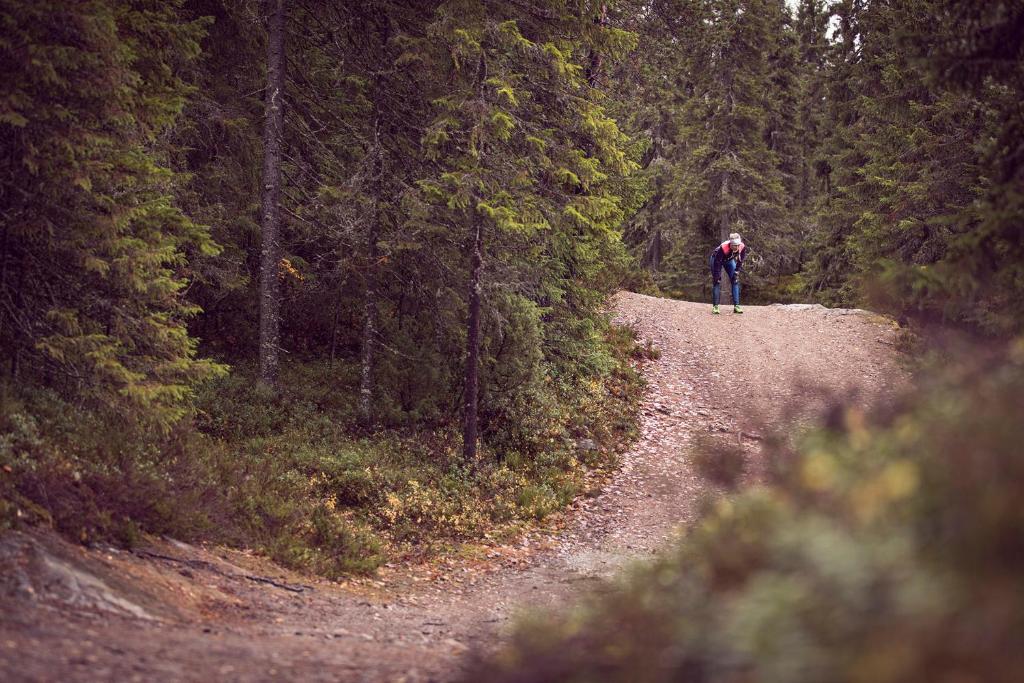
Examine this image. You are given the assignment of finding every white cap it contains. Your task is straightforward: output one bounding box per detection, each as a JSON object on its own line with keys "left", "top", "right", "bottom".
{"left": 729, "top": 232, "right": 743, "bottom": 246}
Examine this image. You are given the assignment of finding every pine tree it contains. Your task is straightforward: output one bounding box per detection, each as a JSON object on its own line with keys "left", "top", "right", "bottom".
{"left": 905, "top": 0, "right": 1024, "bottom": 333}
{"left": 408, "top": 1, "right": 636, "bottom": 459}
{"left": 805, "top": 0, "right": 867, "bottom": 304}
{"left": 847, "top": 2, "right": 985, "bottom": 314}
{"left": 0, "top": 0, "right": 223, "bottom": 427}
{"left": 614, "top": 0, "right": 801, "bottom": 301}
{"left": 612, "top": 0, "right": 703, "bottom": 277}
{"left": 807, "top": 0, "right": 995, "bottom": 325}
{"left": 168, "top": 0, "right": 264, "bottom": 359}
{"left": 794, "top": 0, "right": 830, "bottom": 209}
{"left": 168, "top": 0, "right": 637, "bottom": 444}
{"left": 258, "top": 0, "right": 285, "bottom": 391}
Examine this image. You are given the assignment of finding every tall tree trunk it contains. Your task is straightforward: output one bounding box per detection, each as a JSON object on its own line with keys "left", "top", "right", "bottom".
{"left": 360, "top": 105, "right": 388, "bottom": 428}
{"left": 258, "top": 0, "right": 285, "bottom": 391}
{"left": 649, "top": 227, "right": 662, "bottom": 272}
{"left": 359, "top": 174, "right": 380, "bottom": 428}
{"left": 719, "top": 171, "right": 731, "bottom": 242}
{"left": 462, "top": 215, "right": 484, "bottom": 462}
{"left": 0, "top": 222, "right": 8, "bottom": 373}
{"left": 586, "top": 3, "right": 609, "bottom": 87}
{"left": 646, "top": 177, "right": 663, "bottom": 271}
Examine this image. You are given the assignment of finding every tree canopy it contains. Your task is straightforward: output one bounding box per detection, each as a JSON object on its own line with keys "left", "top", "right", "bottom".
{"left": 1, "top": 0, "right": 1022, "bottom": 597}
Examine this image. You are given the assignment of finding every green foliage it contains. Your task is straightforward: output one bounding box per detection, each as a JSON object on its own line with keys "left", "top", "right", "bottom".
{"left": 405, "top": 0, "right": 639, "bottom": 434}
{"left": 805, "top": 0, "right": 1024, "bottom": 335}
{"left": 615, "top": 0, "right": 804, "bottom": 301}
{"left": 0, "top": 0, "right": 649, "bottom": 576}
{"left": 0, "top": 0, "right": 224, "bottom": 428}
{"left": 910, "top": 1, "right": 1024, "bottom": 335}
{"left": 172, "top": 0, "right": 641, "bottom": 446}
{"left": 1, "top": 318, "right": 642, "bottom": 575}
{"left": 0, "top": 386, "right": 215, "bottom": 545}
{"left": 466, "top": 341, "right": 1024, "bottom": 682}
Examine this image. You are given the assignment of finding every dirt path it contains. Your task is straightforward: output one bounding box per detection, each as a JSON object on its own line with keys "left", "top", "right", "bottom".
{"left": 0, "top": 293, "right": 905, "bottom": 682}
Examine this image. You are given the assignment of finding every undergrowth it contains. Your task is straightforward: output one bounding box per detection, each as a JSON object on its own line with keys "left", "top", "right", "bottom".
{"left": 0, "top": 325, "right": 646, "bottom": 579}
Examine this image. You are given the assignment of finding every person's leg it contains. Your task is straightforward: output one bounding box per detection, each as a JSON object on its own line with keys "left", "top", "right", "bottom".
{"left": 710, "top": 254, "right": 721, "bottom": 308}
{"left": 725, "top": 261, "right": 739, "bottom": 302}
{"left": 726, "top": 260, "right": 742, "bottom": 311}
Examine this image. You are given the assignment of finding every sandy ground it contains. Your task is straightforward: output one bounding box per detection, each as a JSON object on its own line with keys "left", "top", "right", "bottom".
{"left": 0, "top": 293, "right": 906, "bottom": 682}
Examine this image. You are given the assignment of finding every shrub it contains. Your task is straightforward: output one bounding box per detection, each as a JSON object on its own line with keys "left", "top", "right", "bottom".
{"left": 0, "top": 317, "right": 644, "bottom": 577}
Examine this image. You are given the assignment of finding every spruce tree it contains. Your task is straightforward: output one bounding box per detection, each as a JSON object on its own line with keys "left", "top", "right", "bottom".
{"left": 805, "top": 0, "right": 867, "bottom": 304}
{"left": 0, "top": 0, "right": 223, "bottom": 427}
{"left": 807, "top": 0, "right": 996, "bottom": 326}
{"left": 408, "top": 1, "right": 636, "bottom": 459}
{"left": 614, "top": 0, "right": 801, "bottom": 301}
{"left": 906, "top": 0, "right": 1024, "bottom": 333}
{"left": 794, "top": 0, "right": 830, "bottom": 209}
{"left": 258, "top": 0, "right": 285, "bottom": 391}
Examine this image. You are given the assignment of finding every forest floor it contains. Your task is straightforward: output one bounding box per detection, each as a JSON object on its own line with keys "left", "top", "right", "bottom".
{"left": 0, "top": 292, "right": 906, "bottom": 682}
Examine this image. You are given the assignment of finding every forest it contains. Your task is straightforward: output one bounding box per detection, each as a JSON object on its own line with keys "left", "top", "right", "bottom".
{"left": 1, "top": 0, "right": 1023, "bottom": 679}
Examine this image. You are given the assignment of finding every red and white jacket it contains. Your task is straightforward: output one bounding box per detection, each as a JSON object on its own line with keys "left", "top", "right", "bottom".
{"left": 709, "top": 241, "right": 746, "bottom": 275}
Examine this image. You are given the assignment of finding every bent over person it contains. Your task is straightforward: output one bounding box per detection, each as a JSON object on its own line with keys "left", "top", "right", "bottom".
{"left": 709, "top": 233, "right": 746, "bottom": 314}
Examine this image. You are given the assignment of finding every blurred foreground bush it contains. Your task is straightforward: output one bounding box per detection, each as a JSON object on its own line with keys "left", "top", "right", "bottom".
{"left": 467, "top": 339, "right": 1024, "bottom": 682}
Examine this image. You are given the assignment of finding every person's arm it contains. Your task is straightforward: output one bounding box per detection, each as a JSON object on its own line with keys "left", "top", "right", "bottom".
{"left": 737, "top": 247, "right": 746, "bottom": 271}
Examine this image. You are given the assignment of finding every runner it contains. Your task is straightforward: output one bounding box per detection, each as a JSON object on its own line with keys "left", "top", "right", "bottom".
{"left": 709, "top": 232, "right": 746, "bottom": 314}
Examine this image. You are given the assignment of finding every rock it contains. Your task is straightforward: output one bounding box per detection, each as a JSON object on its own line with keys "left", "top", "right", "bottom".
{"left": 0, "top": 532, "right": 156, "bottom": 621}
{"left": 769, "top": 302, "right": 875, "bottom": 317}
{"left": 444, "top": 638, "right": 469, "bottom": 652}
{"left": 576, "top": 438, "right": 598, "bottom": 452}
{"left": 769, "top": 303, "right": 827, "bottom": 311}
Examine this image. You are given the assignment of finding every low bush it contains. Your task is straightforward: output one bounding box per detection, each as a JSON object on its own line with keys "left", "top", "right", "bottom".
{"left": 0, "top": 324, "right": 644, "bottom": 577}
